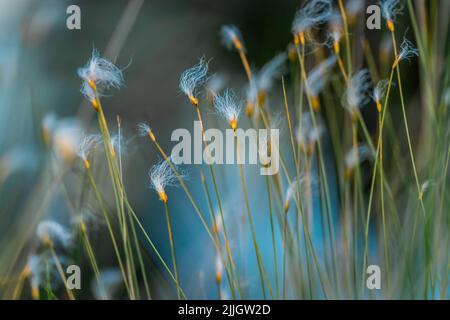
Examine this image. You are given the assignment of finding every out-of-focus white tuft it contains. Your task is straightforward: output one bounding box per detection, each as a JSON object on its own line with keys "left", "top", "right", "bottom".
{"left": 307, "top": 56, "right": 337, "bottom": 98}
{"left": 71, "top": 210, "right": 103, "bottom": 233}
{"left": 292, "top": 0, "right": 333, "bottom": 36}
{"left": 284, "top": 175, "right": 311, "bottom": 212}
{"left": 215, "top": 255, "right": 223, "bottom": 282}
{"left": 214, "top": 209, "right": 223, "bottom": 235}
{"left": 25, "top": 254, "right": 43, "bottom": 293}
{"left": 206, "top": 73, "right": 228, "bottom": 98}
{"left": 220, "top": 25, "right": 245, "bottom": 52}
{"left": 51, "top": 118, "right": 83, "bottom": 164}
{"left": 42, "top": 113, "right": 57, "bottom": 134}
{"left": 342, "top": 69, "right": 372, "bottom": 115}
{"left": 244, "top": 53, "right": 286, "bottom": 118}
{"left": 257, "top": 53, "right": 287, "bottom": 93}
{"left": 345, "top": 145, "right": 372, "bottom": 169}
{"left": 36, "top": 220, "right": 72, "bottom": 248}
{"left": 25, "top": 252, "right": 66, "bottom": 298}
{"left": 258, "top": 131, "right": 271, "bottom": 167}
{"left": 296, "top": 112, "right": 324, "bottom": 154}
{"left": 380, "top": 0, "right": 403, "bottom": 22}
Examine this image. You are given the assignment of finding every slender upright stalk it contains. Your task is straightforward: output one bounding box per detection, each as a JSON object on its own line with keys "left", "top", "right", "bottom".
{"left": 80, "top": 226, "right": 104, "bottom": 298}
{"left": 194, "top": 105, "right": 240, "bottom": 297}
{"left": 238, "top": 49, "right": 252, "bottom": 82}
{"left": 338, "top": 0, "right": 353, "bottom": 76}
{"left": 361, "top": 66, "right": 395, "bottom": 295}
{"left": 390, "top": 30, "right": 426, "bottom": 216}
{"left": 143, "top": 132, "right": 234, "bottom": 296}
{"left": 163, "top": 202, "right": 181, "bottom": 299}
{"left": 265, "top": 175, "right": 279, "bottom": 299}
{"left": 85, "top": 165, "right": 131, "bottom": 296}
{"left": 378, "top": 108, "right": 390, "bottom": 296}
{"left": 49, "top": 247, "right": 75, "bottom": 300}
{"left": 236, "top": 136, "right": 272, "bottom": 299}
{"left": 296, "top": 42, "right": 337, "bottom": 294}
{"left": 200, "top": 172, "right": 237, "bottom": 299}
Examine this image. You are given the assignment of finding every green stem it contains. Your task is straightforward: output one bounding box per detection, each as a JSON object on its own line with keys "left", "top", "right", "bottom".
{"left": 163, "top": 202, "right": 181, "bottom": 299}
{"left": 49, "top": 247, "right": 75, "bottom": 300}
{"left": 236, "top": 136, "right": 271, "bottom": 299}
{"left": 86, "top": 166, "right": 131, "bottom": 296}
{"left": 265, "top": 175, "right": 279, "bottom": 299}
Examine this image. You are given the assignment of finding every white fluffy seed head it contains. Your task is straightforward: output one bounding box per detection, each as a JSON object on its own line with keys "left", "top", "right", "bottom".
{"left": 420, "top": 180, "right": 433, "bottom": 193}
{"left": 296, "top": 112, "right": 324, "bottom": 152}
{"left": 284, "top": 175, "right": 312, "bottom": 211}
{"left": 78, "top": 49, "right": 124, "bottom": 100}
{"left": 42, "top": 113, "right": 57, "bottom": 134}
{"left": 25, "top": 255, "right": 42, "bottom": 290}
{"left": 291, "top": 0, "right": 333, "bottom": 36}
{"left": 246, "top": 79, "right": 259, "bottom": 105}
{"left": 24, "top": 254, "right": 49, "bottom": 300}
{"left": 380, "top": 0, "right": 403, "bottom": 22}
{"left": 179, "top": 57, "right": 209, "bottom": 103}
{"left": 327, "top": 29, "right": 342, "bottom": 45}
{"left": 397, "top": 38, "right": 419, "bottom": 62}
{"left": 25, "top": 253, "right": 63, "bottom": 296}
{"left": 342, "top": 69, "right": 372, "bottom": 114}
{"left": 345, "top": 145, "right": 372, "bottom": 169}
{"left": 206, "top": 73, "right": 228, "bottom": 97}
{"left": 76, "top": 134, "right": 101, "bottom": 161}
{"left": 215, "top": 255, "right": 223, "bottom": 280}
{"left": 213, "top": 89, "right": 242, "bottom": 126}
{"left": 372, "top": 79, "right": 390, "bottom": 103}
{"left": 71, "top": 210, "right": 102, "bottom": 233}
{"left": 327, "top": 9, "right": 343, "bottom": 31}
{"left": 220, "top": 24, "right": 245, "bottom": 52}
{"left": 149, "top": 159, "right": 179, "bottom": 195}
{"left": 215, "top": 255, "right": 223, "bottom": 274}
{"left": 52, "top": 119, "right": 83, "bottom": 164}
{"left": 137, "top": 122, "right": 152, "bottom": 137}
{"left": 307, "top": 56, "right": 336, "bottom": 97}
{"left": 36, "top": 220, "right": 72, "bottom": 248}
{"left": 111, "top": 131, "right": 128, "bottom": 157}
{"left": 257, "top": 53, "right": 287, "bottom": 92}
{"left": 214, "top": 210, "right": 223, "bottom": 234}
